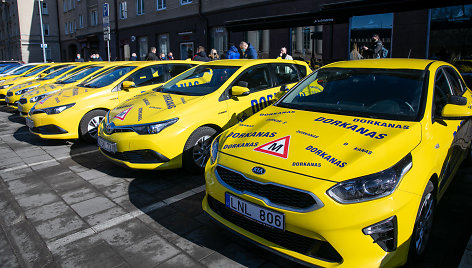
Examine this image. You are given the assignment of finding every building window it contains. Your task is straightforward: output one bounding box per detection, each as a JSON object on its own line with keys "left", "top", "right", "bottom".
{"left": 136, "top": 0, "right": 144, "bottom": 15}
{"left": 180, "top": 0, "right": 191, "bottom": 5}
{"left": 74, "top": 20, "right": 77, "bottom": 32}
{"left": 42, "top": 2, "right": 48, "bottom": 15}
{"left": 90, "top": 10, "right": 98, "bottom": 26}
{"left": 210, "top": 27, "right": 228, "bottom": 56}
{"left": 65, "top": 22, "right": 68, "bottom": 34}
{"left": 158, "top": 33, "right": 169, "bottom": 55}
{"left": 138, "top": 36, "right": 148, "bottom": 60}
{"left": 157, "top": 0, "right": 166, "bottom": 10}
{"left": 79, "top": 15, "right": 84, "bottom": 28}
{"left": 350, "top": 13, "right": 393, "bottom": 59}
{"left": 68, "top": 0, "right": 72, "bottom": 10}
{"left": 69, "top": 21, "right": 73, "bottom": 33}
{"left": 43, "top": 24, "right": 49, "bottom": 36}
{"left": 63, "top": 0, "right": 67, "bottom": 12}
{"left": 303, "top": 27, "right": 311, "bottom": 50}
{"left": 120, "top": 2, "right": 127, "bottom": 19}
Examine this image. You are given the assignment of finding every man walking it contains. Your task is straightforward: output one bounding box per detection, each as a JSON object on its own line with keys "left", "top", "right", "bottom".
{"left": 146, "top": 47, "right": 159, "bottom": 61}
{"left": 240, "top": 41, "right": 258, "bottom": 59}
{"left": 362, "top": 34, "right": 383, "bottom": 59}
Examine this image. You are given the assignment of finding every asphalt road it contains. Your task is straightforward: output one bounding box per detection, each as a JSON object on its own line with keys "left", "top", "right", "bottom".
{"left": 0, "top": 106, "right": 471, "bottom": 268}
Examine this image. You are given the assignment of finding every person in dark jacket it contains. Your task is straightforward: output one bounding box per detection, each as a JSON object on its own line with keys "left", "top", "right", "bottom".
{"left": 192, "top": 46, "right": 210, "bottom": 62}
{"left": 362, "top": 34, "right": 383, "bottom": 59}
{"left": 226, "top": 44, "right": 240, "bottom": 59}
{"left": 130, "top": 53, "right": 138, "bottom": 61}
{"left": 146, "top": 47, "right": 159, "bottom": 61}
{"left": 240, "top": 41, "right": 258, "bottom": 59}
{"left": 75, "top": 53, "right": 84, "bottom": 62}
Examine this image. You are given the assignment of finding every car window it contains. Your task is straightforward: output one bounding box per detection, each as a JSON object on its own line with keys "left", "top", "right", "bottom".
{"left": 58, "top": 66, "right": 103, "bottom": 84}
{"left": 10, "top": 65, "right": 36, "bottom": 75}
{"left": 269, "top": 63, "right": 300, "bottom": 86}
{"left": 234, "top": 65, "right": 271, "bottom": 93}
{"left": 81, "top": 66, "right": 136, "bottom": 88}
{"left": 24, "top": 65, "right": 50, "bottom": 77}
{"left": 125, "top": 65, "right": 166, "bottom": 87}
{"left": 433, "top": 69, "right": 453, "bottom": 117}
{"left": 39, "top": 66, "right": 76, "bottom": 80}
{"left": 443, "top": 67, "right": 465, "bottom": 95}
{"left": 168, "top": 64, "right": 194, "bottom": 77}
{"left": 295, "top": 64, "right": 308, "bottom": 77}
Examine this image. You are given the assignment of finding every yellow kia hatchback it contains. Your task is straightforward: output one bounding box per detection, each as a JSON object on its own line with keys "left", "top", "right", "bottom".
{"left": 0, "top": 63, "right": 44, "bottom": 101}
{"left": 97, "top": 59, "right": 311, "bottom": 172}
{"left": 203, "top": 59, "right": 472, "bottom": 267}
{"left": 18, "top": 62, "right": 126, "bottom": 117}
{"left": 27, "top": 61, "right": 198, "bottom": 142}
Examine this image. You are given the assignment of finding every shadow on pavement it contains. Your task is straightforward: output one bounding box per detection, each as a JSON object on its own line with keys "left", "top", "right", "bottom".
{"left": 12, "top": 126, "right": 70, "bottom": 147}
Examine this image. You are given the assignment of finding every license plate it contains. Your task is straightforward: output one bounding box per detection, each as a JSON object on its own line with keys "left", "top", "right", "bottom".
{"left": 26, "top": 118, "right": 34, "bottom": 128}
{"left": 4, "top": 96, "right": 9, "bottom": 103}
{"left": 98, "top": 137, "right": 117, "bottom": 153}
{"left": 17, "top": 105, "right": 22, "bottom": 112}
{"left": 225, "top": 192, "right": 285, "bottom": 230}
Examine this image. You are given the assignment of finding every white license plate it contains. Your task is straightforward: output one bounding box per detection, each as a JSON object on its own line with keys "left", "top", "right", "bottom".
{"left": 225, "top": 192, "right": 285, "bottom": 230}
{"left": 98, "top": 137, "right": 117, "bottom": 153}
{"left": 17, "top": 105, "right": 22, "bottom": 112}
{"left": 26, "top": 118, "right": 34, "bottom": 128}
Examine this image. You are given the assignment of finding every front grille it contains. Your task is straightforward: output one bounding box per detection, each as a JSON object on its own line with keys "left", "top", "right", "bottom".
{"left": 208, "top": 195, "right": 342, "bottom": 263}
{"left": 216, "top": 166, "right": 318, "bottom": 211}
{"left": 101, "top": 149, "right": 169, "bottom": 164}
{"left": 6, "top": 91, "right": 13, "bottom": 96}
{"left": 0, "top": 94, "right": 5, "bottom": 98}
{"left": 31, "top": 125, "right": 68, "bottom": 134}
{"left": 19, "top": 98, "right": 27, "bottom": 104}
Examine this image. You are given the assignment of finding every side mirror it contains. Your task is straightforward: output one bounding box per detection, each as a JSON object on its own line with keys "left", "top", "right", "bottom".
{"left": 441, "top": 103, "right": 472, "bottom": 119}
{"left": 38, "top": 73, "right": 47, "bottom": 78}
{"left": 280, "top": 85, "right": 289, "bottom": 92}
{"left": 448, "top": 95, "right": 467, "bottom": 106}
{"left": 122, "top": 81, "right": 136, "bottom": 91}
{"left": 231, "top": 86, "right": 250, "bottom": 96}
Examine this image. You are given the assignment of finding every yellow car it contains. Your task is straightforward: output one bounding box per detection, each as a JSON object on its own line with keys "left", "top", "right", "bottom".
{"left": 27, "top": 61, "right": 199, "bottom": 142}
{"left": 203, "top": 59, "right": 472, "bottom": 267}
{"left": 19, "top": 62, "right": 127, "bottom": 117}
{"left": 97, "top": 59, "right": 311, "bottom": 172}
{"left": 3, "top": 63, "right": 70, "bottom": 104}
{"left": 0, "top": 63, "right": 44, "bottom": 100}
{"left": 6, "top": 63, "right": 93, "bottom": 108}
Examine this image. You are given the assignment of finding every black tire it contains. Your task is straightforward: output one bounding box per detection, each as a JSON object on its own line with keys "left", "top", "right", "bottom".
{"left": 79, "top": 110, "right": 107, "bottom": 143}
{"left": 182, "top": 126, "right": 217, "bottom": 173}
{"left": 408, "top": 181, "right": 435, "bottom": 263}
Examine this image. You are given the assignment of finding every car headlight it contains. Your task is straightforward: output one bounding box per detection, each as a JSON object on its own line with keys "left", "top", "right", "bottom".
{"left": 40, "top": 103, "right": 75, "bottom": 115}
{"left": 0, "top": 84, "right": 13, "bottom": 89}
{"left": 15, "top": 85, "right": 39, "bottom": 95}
{"left": 210, "top": 134, "right": 221, "bottom": 165}
{"left": 130, "top": 118, "right": 178, "bottom": 135}
{"left": 327, "top": 154, "right": 412, "bottom": 204}
{"left": 30, "top": 90, "right": 59, "bottom": 103}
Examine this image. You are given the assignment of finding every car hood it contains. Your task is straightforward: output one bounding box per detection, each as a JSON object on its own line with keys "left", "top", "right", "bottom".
{"left": 34, "top": 86, "right": 108, "bottom": 109}
{"left": 22, "top": 83, "right": 67, "bottom": 99}
{"left": 218, "top": 106, "right": 421, "bottom": 182}
{"left": 0, "top": 76, "right": 32, "bottom": 86}
{"left": 108, "top": 91, "right": 204, "bottom": 126}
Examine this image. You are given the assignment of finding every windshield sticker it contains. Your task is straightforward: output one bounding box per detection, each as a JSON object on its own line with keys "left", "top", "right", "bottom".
{"left": 266, "top": 118, "right": 287, "bottom": 124}
{"left": 55, "top": 97, "right": 60, "bottom": 103}
{"left": 238, "top": 123, "right": 254, "bottom": 128}
{"left": 164, "top": 95, "right": 176, "bottom": 109}
{"left": 115, "top": 104, "right": 132, "bottom": 110}
{"left": 228, "top": 131, "right": 277, "bottom": 138}
{"left": 259, "top": 110, "right": 295, "bottom": 117}
{"left": 138, "top": 108, "right": 143, "bottom": 121}
{"left": 237, "top": 112, "right": 249, "bottom": 122}
{"left": 142, "top": 98, "right": 150, "bottom": 106}
{"left": 353, "top": 147, "right": 373, "bottom": 155}
{"left": 292, "top": 162, "right": 321, "bottom": 167}
{"left": 148, "top": 106, "right": 161, "bottom": 110}
{"left": 314, "top": 117, "right": 387, "bottom": 139}
{"left": 305, "top": 145, "right": 347, "bottom": 168}
{"left": 39, "top": 96, "right": 50, "bottom": 104}
{"left": 114, "top": 107, "right": 132, "bottom": 121}
{"left": 251, "top": 94, "right": 274, "bottom": 113}
{"left": 296, "top": 130, "right": 319, "bottom": 139}
{"left": 72, "top": 88, "right": 78, "bottom": 96}
{"left": 181, "top": 97, "right": 186, "bottom": 104}
{"left": 254, "top": 136, "right": 290, "bottom": 159}
{"left": 223, "top": 142, "right": 259, "bottom": 150}
{"left": 353, "top": 118, "right": 409, "bottom": 129}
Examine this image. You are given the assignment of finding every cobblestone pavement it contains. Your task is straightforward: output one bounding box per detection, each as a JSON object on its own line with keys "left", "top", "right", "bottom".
{"left": 0, "top": 106, "right": 471, "bottom": 268}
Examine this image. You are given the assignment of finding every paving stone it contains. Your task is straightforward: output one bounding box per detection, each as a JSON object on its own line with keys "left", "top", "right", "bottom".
{"left": 218, "top": 242, "right": 266, "bottom": 267}
{"left": 30, "top": 160, "right": 61, "bottom": 171}
{"left": 56, "top": 241, "right": 125, "bottom": 268}
{"left": 60, "top": 187, "right": 100, "bottom": 205}
{"left": 24, "top": 201, "right": 71, "bottom": 223}
{"left": 98, "top": 219, "right": 157, "bottom": 248}
{"left": 71, "top": 196, "right": 116, "bottom": 217}
{"left": 0, "top": 157, "right": 24, "bottom": 168}
{"left": 0, "top": 221, "right": 20, "bottom": 267}
{"left": 459, "top": 249, "right": 472, "bottom": 268}
{"left": 6, "top": 175, "right": 46, "bottom": 195}
{"left": 0, "top": 167, "right": 35, "bottom": 182}
{"left": 83, "top": 206, "right": 128, "bottom": 226}
{"left": 77, "top": 169, "right": 108, "bottom": 181}
{"left": 48, "top": 233, "right": 103, "bottom": 260}
{"left": 68, "top": 164, "right": 90, "bottom": 174}
{"left": 172, "top": 236, "right": 214, "bottom": 261}
{"left": 200, "top": 251, "right": 246, "bottom": 268}
{"left": 156, "top": 253, "right": 205, "bottom": 268}
{"left": 117, "top": 236, "right": 181, "bottom": 267}
{"left": 137, "top": 215, "right": 181, "bottom": 243}
{"left": 157, "top": 212, "right": 203, "bottom": 237}
{"left": 42, "top": 171, "right": 89, "bottom": 194}
{"left": 22, "top": 154, "right": 55, "bottom": 165}
{"left": 100, "top": 182, "right": 133, "bottom": 200}
{"left": 16, "top": 190, "right": 60, "bottom": 210}
{"left": 33, "top": 211, "right": 88, "bottom": 241}
{"left": 88, "top": 175, "right": 126, "bottom": 188}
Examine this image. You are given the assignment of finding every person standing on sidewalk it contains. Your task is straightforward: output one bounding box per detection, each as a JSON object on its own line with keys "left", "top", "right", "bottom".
{"left": 146, "top": 47, "right": 159, "bottom": 61}
{"left": 240, "top": 41, "right": 258, "bottom": 59}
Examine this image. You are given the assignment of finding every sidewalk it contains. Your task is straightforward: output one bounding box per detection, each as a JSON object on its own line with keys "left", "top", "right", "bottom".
{"left": 459, "top": 236, "right": 472, "bottom": 267}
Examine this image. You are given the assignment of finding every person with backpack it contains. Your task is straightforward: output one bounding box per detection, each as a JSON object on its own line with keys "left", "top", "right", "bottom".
{"left": 362, "top": 34, "right": 388, "bottom": 59}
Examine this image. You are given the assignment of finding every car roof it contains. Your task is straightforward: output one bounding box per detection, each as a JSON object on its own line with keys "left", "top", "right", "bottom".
{"left": 323, "top": 59, "right": 439, "bottom": 70}
{"left": 195, "top": 59, "right": 309, "bottom": 67}
{"left": 121, "top": 60, "right": 201, "bottom": 67}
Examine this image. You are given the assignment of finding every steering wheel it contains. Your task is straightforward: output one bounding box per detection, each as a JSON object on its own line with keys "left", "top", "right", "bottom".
{"left": 368, "top": 99, "right": 415, "bottom": 113}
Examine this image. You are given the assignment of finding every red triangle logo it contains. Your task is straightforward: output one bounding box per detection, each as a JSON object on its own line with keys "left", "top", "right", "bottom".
{"left": 253, "top": 136, "right": 290, "bottom": 159}
{"left": 114, "top": 107, "right": 132, "bottom": 121}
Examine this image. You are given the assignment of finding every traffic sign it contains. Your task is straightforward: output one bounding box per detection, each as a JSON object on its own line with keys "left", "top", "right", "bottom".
{"left": 40, "top": 44, "right": 48, "bottom": 49}
{"left": 103, "top": 3, "right": 109, "bottom": 17}
{"left": 104, "top": 33, "right": 110, "bottom": 41}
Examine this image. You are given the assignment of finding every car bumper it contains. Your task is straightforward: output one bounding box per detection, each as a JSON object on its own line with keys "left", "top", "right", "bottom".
{"left": 202, "top": 153, "right": 420, "bottom": 267}
{"left": 18, "top": 102, "right": 34, "bottom": 118}
{"left": 28, "top": 112, "right": 79, "bottom": 139}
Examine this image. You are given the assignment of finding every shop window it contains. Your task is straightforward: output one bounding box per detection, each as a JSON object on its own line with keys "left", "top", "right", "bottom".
{"left": 158, "top": 33, "right": 169, "bottom": 55}
{"left": 350, "top": 13, "right": 393, "bottom": 59}
{"left": 138, "top": 36, "right": 148, "bottom": 60}
{"left": 210, "top": 27, "right": 228, "bottom": 56}
{"left": 180, "top": 42, "right": 194, "bottom": 60}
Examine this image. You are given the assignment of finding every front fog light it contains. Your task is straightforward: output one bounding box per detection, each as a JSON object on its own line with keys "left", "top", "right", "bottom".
{"left": 363, "top": 216, "right": 397, "bottom": 252}
{"left": 210, "top": 134, "right": 221, "bottom": 164}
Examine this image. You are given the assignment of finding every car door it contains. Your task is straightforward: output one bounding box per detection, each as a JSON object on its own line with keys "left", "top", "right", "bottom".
{"left": 430, "top": 66, "right": 472, "bottom": 194}
{"left": 118, "top": 65, "right": 168, "bottom": 102}
{"left": 225, "top": 64, "right": 280, "bottom": 125}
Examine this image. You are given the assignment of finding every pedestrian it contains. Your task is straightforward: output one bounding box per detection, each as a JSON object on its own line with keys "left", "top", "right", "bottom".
{"left": 278, "top": 47, "right": 293, "bottom": 60}
{"left": 240, "top": 41, "right": 258, "bottom": 59}
{"left": 130, "top": 52, "right": 138, "bottom": 61}
{"left": 75, "top": 53, "right": 84, "bottom": 62}
{"left": 192, "top": 46, "right": 210, "bottom": 62}
{"left": 96, "top": 53, "right": 103, "bottom": 61}
{"left": 349, "top": 43, "right": 363, "bottom": 60}
{"left": 209, "top": 49, "right": 220, "bottom": 61}
{"left": 146, "top": 47, "right": 159, "bottom": 61}
{"left": 159, "top": 53, "right": 166, "bottom": 60}
{"left": 225, "top": 43, "right": 240, "bottom": 59}
{"left": 362, "top": 34, "right": 383, "bottom": 59}
{"left": 167, "top": 52, "right": 174, "bottom": 60}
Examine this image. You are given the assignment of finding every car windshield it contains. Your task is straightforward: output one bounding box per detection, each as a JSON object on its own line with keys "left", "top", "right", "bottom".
{"left": 24, "top": 65, "right": 50, "bottom": 77}
{"left": 159, "top": 65, "right": 240, "bottom": 96}
{"left": 80, "top": 66, "right": 136, "bottom": 88}
{"left": 39, "top": 66, "right": 76, "bottom": 80}
{"left": 455, "top": 61, "right": 472, "bottom": 73}
{"left": 10, "top": 65, "right": 37, "bottom": 75}
{"left": 0, "top": 64, "right": 20, "bottom": 73}
{"left": 57, "top": 66, "right": 103, "bottom": 84}
{"left": 278, "top": 68, "right": 426, "bottom": 121}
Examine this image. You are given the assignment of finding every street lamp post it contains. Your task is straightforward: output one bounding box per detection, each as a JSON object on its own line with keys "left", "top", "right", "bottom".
{"left": 37, "top": 0, "right": 47, "bottom": 62}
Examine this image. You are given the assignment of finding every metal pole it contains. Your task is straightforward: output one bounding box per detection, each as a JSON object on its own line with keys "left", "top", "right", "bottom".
{"left": 38, "top": 0, "right": 47, "bottom": 62}
{"left": 107, "top": 39, "right": 111, "bottom": 61}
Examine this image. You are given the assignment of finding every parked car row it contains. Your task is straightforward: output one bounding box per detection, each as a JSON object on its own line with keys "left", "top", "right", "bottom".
{"left": 1, "top": 58, "right": 471, "bottom": 267}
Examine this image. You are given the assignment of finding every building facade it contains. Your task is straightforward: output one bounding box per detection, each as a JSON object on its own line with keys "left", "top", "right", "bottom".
{"left": 0, "top": 0, "right": 61, "bottom": 63}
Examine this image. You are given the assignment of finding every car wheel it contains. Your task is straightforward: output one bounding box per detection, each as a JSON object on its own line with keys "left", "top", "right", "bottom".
{"left": 79, "top": 110, "right": 106, "bottom": 143}
{"left": 183, "top": 126, "right": 217, "bottom": 173}
{"left": 409, "top": 181, "right": 435, "bottom": 262}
